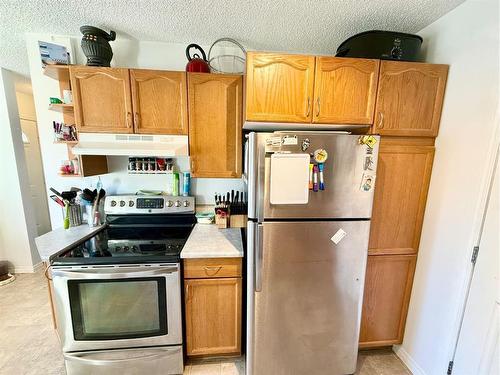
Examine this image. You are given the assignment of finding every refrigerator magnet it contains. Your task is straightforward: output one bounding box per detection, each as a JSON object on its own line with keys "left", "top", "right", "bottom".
{"left": 313, "top": 149, "right": 328, "bottom": 163}
{"left": 360, "top": 173, "right": 375, "bottom": 192}
{"left": 331, "top": 228, "right": 347, "bottom": 244}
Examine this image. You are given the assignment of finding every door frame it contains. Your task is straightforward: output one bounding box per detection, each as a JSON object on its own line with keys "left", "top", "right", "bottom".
{"left": 447, "top": 112, "right": 500, "bottom": 370}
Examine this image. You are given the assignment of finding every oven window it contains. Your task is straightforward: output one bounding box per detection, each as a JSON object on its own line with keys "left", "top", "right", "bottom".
{"left": 68, "top": 277, "right": 167, "bottom": 340}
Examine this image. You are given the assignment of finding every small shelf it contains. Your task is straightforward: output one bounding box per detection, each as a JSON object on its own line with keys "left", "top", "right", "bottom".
{"left": 58, "top": 173, "right": 82, "bottom": 178}
{"left": 43, "top": 65, "right": 70, "bottom": 80}
{"left": 53, "top": 140, "right": 78, "bottom": 144}
{"left": 49, "top": 103, "right": 74, "bottom": 111}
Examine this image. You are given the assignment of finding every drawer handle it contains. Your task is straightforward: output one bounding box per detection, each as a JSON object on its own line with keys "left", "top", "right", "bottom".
{"left": 203, "top": 266, "right": 223, "bottom": 276}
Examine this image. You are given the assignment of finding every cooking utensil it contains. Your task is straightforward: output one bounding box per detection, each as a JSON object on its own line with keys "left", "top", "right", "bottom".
{"left": 50, "top": 195, "right": 65, "bottom": 208}
{"left": 185, "top": 44, "right": 210, "bottom": 73}
{"left": 50, "top": 187, "right": 62, "bottom": 198}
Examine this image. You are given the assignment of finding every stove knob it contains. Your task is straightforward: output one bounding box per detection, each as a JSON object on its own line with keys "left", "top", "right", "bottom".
{"left": 124, "top": 246, "right": 129, "bottom": 252}
{"left": 129, "top": 200, "right": 135, "bottom": 207}
{"left": 167, "top": 245, "right": 172, "bottom": 249}
{"left": 175, "top": 200, "right": 181, "bottom": 207}
{"left": 115, "top": 246, "right": 121, "bottom": 252}
{"left": 132, "top": 245, "right": 138, "bottom": 251}
{"left": 110, "top": 200, "right": 117, "bottom": 207}
{"left": 183, "top": 200, "right": 190, "bottom": 207}
{"left": 167, "top": 200, "right": 174, "bottom": 207}
{"left": 120, "top": 200, "right": 126, "bottom": 207}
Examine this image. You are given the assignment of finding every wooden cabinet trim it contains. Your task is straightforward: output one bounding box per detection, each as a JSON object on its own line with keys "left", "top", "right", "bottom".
{"left": 312, "top": 57, "right": 380, "bottom": 124}
{"left": 130, "top": 69, "right": 188, "bottom": 135}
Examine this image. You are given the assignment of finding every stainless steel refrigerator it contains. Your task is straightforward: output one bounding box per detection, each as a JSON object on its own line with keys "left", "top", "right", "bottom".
{"left": 245, "top": 131, "right": 380, "bottom": 375}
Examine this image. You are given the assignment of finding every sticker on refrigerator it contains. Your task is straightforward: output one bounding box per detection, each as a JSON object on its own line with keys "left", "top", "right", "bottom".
{"left": 331, "top": 229, "right": 347, "bottom": 244}
{"left": 360, "top": 173, "right": 375, "bottom": 192}
{"left": 266, "top": 136, "right": 282, "bottom": 146}
{"left": 358, "top": 135, "right": 378, "bottom": 149}
{"left": 282, "top": 135, "right": 298, "bottom": 145}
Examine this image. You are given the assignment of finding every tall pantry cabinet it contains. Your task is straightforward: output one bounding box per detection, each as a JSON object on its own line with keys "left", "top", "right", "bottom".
{"left": 360, "top": 61, "right": 448, "bottom": 348}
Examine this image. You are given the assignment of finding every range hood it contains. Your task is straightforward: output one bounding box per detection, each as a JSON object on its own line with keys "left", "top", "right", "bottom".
{"left": 71, "top": 133, "right": 189, "bottom": 157}
{"left": 243, "top": 121, "right": 371, "bottom": 132}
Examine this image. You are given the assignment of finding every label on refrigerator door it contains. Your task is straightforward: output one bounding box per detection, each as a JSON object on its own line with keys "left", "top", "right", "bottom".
{"left": 331, "top": 229, "right": 347, "bottom": 244}
{"left": 282, "top": 135, "right": 298, "bottom": 145}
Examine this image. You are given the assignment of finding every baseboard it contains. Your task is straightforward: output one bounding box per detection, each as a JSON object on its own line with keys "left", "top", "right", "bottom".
{"left": 393, "top": 345, "right": 427, "bottom": 375}
{"left": 10, "top": 261, "right": 44, "bottom": 274}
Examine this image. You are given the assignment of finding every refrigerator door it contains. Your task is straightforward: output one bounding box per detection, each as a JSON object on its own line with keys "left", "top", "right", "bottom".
{"left": 246, "top": 132, "right": 379, "bottom": 220}
{"left": 249, "top": 220, "right": 370, "bottom": 375}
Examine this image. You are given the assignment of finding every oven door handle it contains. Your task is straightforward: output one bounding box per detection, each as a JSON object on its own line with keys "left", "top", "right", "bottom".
{"left": 52, "top": 266, "right": 178, "bottom": 280}
{"left": 64, "top": 346, "right": 181, "bottom": 365}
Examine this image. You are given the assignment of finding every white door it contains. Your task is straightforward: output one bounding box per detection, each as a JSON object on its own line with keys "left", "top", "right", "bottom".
{"left": 20, "top": 119, "right": 51, "bottom": 236}
{"left": 453, "top": 148, "right": 499, "bottom": 375}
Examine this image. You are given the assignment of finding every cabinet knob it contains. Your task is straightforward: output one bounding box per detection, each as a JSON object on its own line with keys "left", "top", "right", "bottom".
{"left": 377, "top": 112, "right": 384, "bottom": 129}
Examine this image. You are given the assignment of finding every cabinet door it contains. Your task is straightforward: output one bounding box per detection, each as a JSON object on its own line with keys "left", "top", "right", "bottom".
{"left": 70, "top": 66, "right": 133, "bottom": 133}
{"left": 130, "top": 69, "right": 188, "bottom": 135}
{"left": 374, "top": 61, "right": 448, "bottom": 136}
{"left": 188, "top": 73, "right": 242, "bottom": 178}
{"left": 359, "top": 254, "right": 417, "bottom": 348}
{"left": 312, "top": 57, "right": 379, "bottom": 124}
{"left": 246, "top": 52, "right": 315, "bottom": 123}
{"left": 369, "top": 137, "right": 435, "bottom": 255}
{"left": 185, "top": 278, "right": 242, "bottom": 356}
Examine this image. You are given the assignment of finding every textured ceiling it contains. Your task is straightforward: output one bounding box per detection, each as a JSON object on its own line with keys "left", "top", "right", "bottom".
{"left": 1, "top": 0, "right": 465, "bottom": 76}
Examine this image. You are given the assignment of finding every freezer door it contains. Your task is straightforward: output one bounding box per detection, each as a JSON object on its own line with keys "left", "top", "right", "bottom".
{"left": 249, "top": 221, "right": 370, "bottom": 375}
{"left": 246, "top": 132, "right": 379, "bottom": 220}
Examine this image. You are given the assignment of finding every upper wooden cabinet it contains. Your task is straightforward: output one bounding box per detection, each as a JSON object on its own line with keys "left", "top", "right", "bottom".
{"left": 70, "top": 66, "right": 133, "bottom": 133}
{"left": 188, "top": 73, "right": 242, "bottom": 178}
{"left": 374, "top": 61, "right": 448, "bottom": 137}
{"left": 130, "top": 69, "right": 188, "bottom": 135}
{"left": 246, "top": 52, "right": 316, "bottom": 122}
{"left": 368, "top": 137, "right": 435, "bottom": 255}
{"left": 313, "top": 57, "right": 379, "bottom": 124}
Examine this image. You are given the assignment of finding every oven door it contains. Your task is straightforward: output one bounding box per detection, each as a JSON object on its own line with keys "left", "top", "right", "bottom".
{"left": 51, "top": 263, "right": 182, "bottom": 352}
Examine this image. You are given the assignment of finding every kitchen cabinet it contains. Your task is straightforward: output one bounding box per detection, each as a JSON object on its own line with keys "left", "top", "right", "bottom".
{"left": 373, "top": 61, "right": 448, "bottom": 137}
{"left": 359, "top": 254, "right": 417, "bottom": 348}
{"left": 188, "top": 73, "right": 242, "bottom": 178}
{"left": 368, "top": 137, "right": 435, "bottom": 255}
{"left": 245, "top": 52, "right": 316, "bottom": 122}
{"left": 313, "top": 57, "right": 379, "bottom": 124}
{"left": 184, "top": 258, "right": 242, "bottom": 357}
{"left": 70, "top": 66, "right": 133, "bottom": 133}
{"left": 130, "top": 69, "right": 188, "bottom": 135}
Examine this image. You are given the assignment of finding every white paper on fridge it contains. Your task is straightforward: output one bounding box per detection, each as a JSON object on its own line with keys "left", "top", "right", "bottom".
{"left": 270, "top": 153, "right": 310, "bottom": 204}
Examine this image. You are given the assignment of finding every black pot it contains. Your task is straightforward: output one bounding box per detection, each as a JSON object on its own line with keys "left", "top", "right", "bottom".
{"left": 80, "top": 26, "right": 116, "bottom": 67}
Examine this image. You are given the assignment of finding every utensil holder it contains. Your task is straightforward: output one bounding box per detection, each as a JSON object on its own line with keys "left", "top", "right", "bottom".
{"left": 69, "top": 205, "right": 82, "bottom": 227}
{"left": 215, "top": 213, "right": 229, "bottom": 229}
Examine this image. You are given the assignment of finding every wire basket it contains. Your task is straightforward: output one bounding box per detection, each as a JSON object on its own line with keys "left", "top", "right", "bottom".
{"left": 208, "top": 38, "right": 246, "bottom": 74}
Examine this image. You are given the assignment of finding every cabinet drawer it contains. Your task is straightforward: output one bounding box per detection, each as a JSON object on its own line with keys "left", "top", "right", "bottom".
{"left": 184, "top": 258, "right": 242, "bottom": 279}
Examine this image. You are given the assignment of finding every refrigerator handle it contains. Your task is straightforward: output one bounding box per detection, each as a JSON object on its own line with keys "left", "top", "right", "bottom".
{"left": 255, "top": 223, "right": 264, "bottom": 292}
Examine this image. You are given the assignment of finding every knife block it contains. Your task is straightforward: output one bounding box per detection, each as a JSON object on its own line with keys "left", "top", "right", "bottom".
{"left": 215, "top": 213, "right": 229, "bottom": 229}
{"left": 229, "top": 215, "right": 247, "bottom": 228}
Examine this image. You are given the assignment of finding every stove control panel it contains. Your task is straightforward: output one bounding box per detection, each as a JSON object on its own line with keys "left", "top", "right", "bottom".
{"left": 104, "top": 195, "right": 195, "bottom": 215}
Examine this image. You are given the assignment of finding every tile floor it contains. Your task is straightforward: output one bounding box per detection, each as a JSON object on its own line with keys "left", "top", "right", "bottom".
{"left": 0, "top": 271, "right": 411, "bottom": 375}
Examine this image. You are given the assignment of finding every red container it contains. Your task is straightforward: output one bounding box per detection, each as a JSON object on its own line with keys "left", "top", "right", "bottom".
{"left": 185, "top": 44, "right": 210, "bottom": 73}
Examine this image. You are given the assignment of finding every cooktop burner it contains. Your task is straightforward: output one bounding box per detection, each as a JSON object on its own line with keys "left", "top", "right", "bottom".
{"left": 51, "top": 195, "right": 197, "bottom": 266}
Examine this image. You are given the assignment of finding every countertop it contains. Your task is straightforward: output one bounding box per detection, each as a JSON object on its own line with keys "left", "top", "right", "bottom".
{"left": 181, "top": 224, "right": 244, "bottom": 259}
{"left": 35, "top": 224, "right": 106, "bottom": 262}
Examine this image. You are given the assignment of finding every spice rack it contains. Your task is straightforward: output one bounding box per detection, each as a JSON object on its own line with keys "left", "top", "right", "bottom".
{"left": 43, "top": 65, "right": 108, "bottom": 177}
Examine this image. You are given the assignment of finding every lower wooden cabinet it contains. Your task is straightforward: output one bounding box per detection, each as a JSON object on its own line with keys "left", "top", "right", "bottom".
{"left": 359, "top": 254, "right": 417, "bottom": 348}
{"left": 183, "top": 258, "right": 242, "bottom": 357}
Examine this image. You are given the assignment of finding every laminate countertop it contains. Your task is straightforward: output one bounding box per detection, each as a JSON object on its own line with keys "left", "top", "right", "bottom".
{"left": 181, "top": 224, "right": 244, "bottom": 259}
{"left": 35, "top": 224, "right": 106, "bottom": 262}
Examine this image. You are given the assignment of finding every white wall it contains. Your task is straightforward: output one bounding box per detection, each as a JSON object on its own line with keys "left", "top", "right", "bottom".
{"left": 0, "top": 68, "right": 41, "bottom": 272}
{"left": 395, "top": 0, "right": 500, "bottom": 374}
{"left": 26, "top": 34, "right": 243, "bottom": 228}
